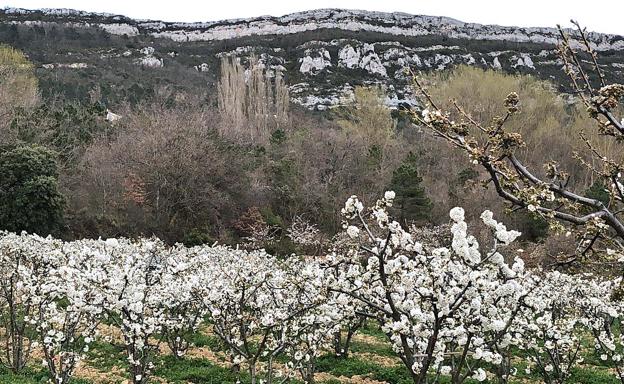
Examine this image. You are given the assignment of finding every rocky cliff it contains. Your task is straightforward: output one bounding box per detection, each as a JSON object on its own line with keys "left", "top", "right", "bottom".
{"left": 2, "top": 7, "right": 623, "bottom": 109}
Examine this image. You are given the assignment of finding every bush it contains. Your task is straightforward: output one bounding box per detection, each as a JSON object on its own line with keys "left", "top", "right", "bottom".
{"left": 0, "top": 144, "right": 65, "bottom": 234}
{"left": 514, "top": 211, "right": 549, "bottom": 242}
{"left": 182, "top": 228, "right": 214, "bottom": 247}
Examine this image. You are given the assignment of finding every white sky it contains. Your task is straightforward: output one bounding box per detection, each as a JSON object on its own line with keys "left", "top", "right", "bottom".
{"left": 2, "top": 0, "right": 624, "bottom": 35}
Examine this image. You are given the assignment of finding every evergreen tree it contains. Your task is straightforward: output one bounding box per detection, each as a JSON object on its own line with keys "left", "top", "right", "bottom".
{"left": 388, "top": 152, "right": 432, "bottom": 223}
{"left": 0, "top": 144, "right": 65, "bottom": 234}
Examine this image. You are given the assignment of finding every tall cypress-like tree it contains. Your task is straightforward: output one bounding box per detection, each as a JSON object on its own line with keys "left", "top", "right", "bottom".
{"left": 388, "top": 152, "right": 432, "bottom": 224}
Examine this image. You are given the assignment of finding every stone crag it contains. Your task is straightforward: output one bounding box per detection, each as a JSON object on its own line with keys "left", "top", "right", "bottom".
{"left": 2, "top": 7, "right": 623, "bottom": 109}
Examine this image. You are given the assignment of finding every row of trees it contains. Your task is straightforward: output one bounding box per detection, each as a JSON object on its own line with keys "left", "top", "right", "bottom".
{"left": 1, "top": 193, "right": 623, "bottom": 384}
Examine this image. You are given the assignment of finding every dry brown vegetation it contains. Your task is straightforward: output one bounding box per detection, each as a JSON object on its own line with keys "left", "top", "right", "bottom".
{"left": 0, "top": 44, "right": 39, "bottom": 142}
{"left": 412, "top": 23, "right": 624, "bottom": 266}
{"left": 0, "top": 45, "right": 614, "bottom": 265}
{"left": 217, "top": 56, "right": 289, "bottom": 144}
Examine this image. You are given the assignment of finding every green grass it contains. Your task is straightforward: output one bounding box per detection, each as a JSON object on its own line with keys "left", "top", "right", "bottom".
{"left": 154, "top": 356, "right": 241, "bottom": 383}
{"left": 315, "top": 354, "right": 381, "bottom": 377}
{"left": 4, "top": 325, "right": 624, "bottom": 384}
{"left": 370, "top": 365, "right": 414, "bottom": 384}
{"left": 0, "top": 366, "right": 91, "bottom": 384}
{"left": 358, "top": 320, "right": 387, "bottom": 340}
{"left": 189, "top": 332, "right": 224, "bottom": 351}
{"left": 154, "top": 355, "right": 304, "bottom": 384}
{"left": 313, "top": 356, "right": 485, "bottom": 384}
{"left": 350, "top": 340, "right": 396, "bottom": 357}
{"left": 85, "top": 341, "right": 127, "bottom": 371}
{"left": 569, "top": 367, "right": 620, "bottom": 384}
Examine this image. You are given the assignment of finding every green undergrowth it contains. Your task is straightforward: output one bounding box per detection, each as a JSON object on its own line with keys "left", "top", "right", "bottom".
{"left": 0, "top": 366, "right": 91, "bottom": 384}
{"left": 4, "top": 322, "right": 624, "bottom": 384}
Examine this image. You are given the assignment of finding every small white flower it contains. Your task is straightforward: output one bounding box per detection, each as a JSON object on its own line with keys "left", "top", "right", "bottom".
{"left": 472, "top": 368, "right": 487, "bottom": 382}
{"left": 346, "top": 226, "right": 360, "bottom": 239}
{"left": 105, "top": 238, "right": 119, "bottom": 247}
{"left": 449, "top": 207, "right": 465, "bottom": 222}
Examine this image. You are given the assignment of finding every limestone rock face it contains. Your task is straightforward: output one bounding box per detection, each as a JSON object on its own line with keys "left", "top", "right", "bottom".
{"left": 139, "top": 56, "right": 163, "bottom": 68}
{"left": 299, "top": 49, "right": 332, "bottom": 75}
{"left": 2, "top": 7, "right": 623, "bottom": 110}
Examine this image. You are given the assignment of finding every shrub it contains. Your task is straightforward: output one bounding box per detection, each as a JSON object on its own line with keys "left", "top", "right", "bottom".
{"left": 0, "top": 144, "right": 65, "bottom": 234}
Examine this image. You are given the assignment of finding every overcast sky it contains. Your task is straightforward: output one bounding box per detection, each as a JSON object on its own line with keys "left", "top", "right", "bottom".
{"left": 2, "top": 0, "right": 623, "bottom": 35}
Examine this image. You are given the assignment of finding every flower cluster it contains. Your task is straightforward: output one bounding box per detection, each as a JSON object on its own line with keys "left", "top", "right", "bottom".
{"left": 333, "top": 192, "right": 534, "bottom": 383}
{"left": 334, "top": 192, "right": 624, "bottom": 384}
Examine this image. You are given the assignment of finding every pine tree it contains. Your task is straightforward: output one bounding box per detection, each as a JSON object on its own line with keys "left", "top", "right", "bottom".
{"left": 388, "top": 152, "right": 432, "bottom": 224}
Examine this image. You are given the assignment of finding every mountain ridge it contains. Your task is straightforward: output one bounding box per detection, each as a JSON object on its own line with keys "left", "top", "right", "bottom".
{"left": 1, "top": 7, "right": 623, "bottom": 110}
{"left": 3, "top": 7, "right": 624, "bottom": 49}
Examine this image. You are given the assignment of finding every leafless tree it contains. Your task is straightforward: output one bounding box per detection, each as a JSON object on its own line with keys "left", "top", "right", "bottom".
{"left": 0, "top": 44, "right": 39, "bottom": 142}
{"left": 217, "top": 55, "right": 289, "bottom": 144}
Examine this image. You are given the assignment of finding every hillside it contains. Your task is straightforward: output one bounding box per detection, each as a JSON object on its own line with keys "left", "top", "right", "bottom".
{"left": 2, "top": 7, "right": 624, "bottom": 109}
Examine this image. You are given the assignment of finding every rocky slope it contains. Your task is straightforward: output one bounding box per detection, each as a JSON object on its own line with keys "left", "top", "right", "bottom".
{"left": 1, "top": 7, "right": 623, "bottom": 109}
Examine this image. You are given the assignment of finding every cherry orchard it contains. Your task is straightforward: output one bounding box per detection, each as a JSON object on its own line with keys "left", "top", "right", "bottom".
{"left": 0, "top": 192, "right": 624, "bottom": 384}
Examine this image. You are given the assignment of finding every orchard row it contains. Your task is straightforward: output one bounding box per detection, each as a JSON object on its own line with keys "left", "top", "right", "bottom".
{"left": 1, "top": 192, "right": 622, "bottom": 384}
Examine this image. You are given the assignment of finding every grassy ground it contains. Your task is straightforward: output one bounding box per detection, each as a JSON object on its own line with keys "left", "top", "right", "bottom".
{"left": 0, "top": 322, "right": 621, "bottom": 384}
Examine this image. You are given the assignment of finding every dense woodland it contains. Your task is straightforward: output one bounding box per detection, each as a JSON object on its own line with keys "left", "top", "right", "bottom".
{"left": 0, "top": 34, "right": 619, "bottom": 264}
